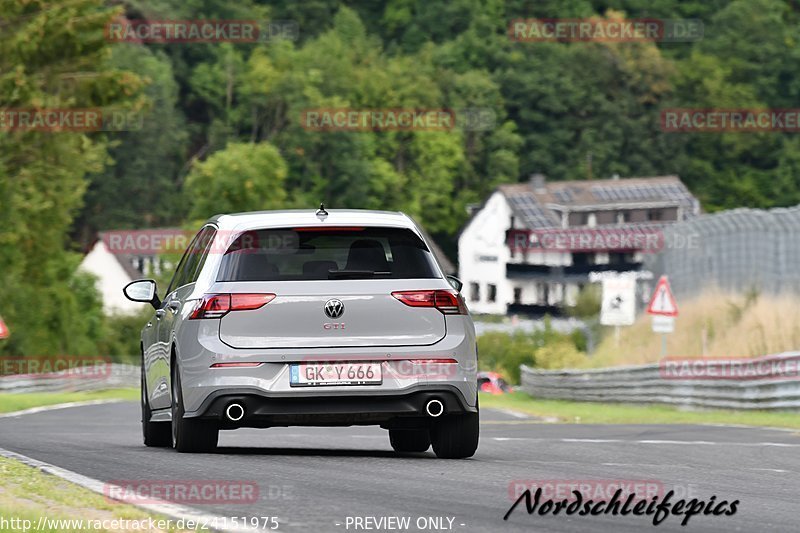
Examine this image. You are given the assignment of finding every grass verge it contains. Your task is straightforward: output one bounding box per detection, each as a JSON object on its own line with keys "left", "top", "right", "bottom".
{"left": 0, "top": 457, "right": 190, "bottom": 532}
{"left": 0, "top": 388, "right": 138, "bottom": 414}
{"left": 480, "top": 391, "right": 800, "bottom": 429}
{"left": 586, "top": 289, "right": 800, "bottom": 367}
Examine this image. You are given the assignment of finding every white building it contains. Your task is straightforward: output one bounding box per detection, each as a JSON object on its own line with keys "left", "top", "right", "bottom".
{"left": 458, "top": 174, "right": 700, "bottom": 315}
{"left": 79, "top": 232, "right": 174, "bottom": 316}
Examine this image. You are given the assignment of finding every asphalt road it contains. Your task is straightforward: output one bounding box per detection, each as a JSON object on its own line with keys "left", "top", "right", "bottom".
{"left": 1, "top": 401, "right": 798, "bottom": 533}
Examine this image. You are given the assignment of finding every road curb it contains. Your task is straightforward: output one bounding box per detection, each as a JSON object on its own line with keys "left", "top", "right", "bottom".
{"left": 0, "top": 447, "right": 278, "bottom": 532}
{"left": 0, "top": 399, "right": 125, "bottom": 418}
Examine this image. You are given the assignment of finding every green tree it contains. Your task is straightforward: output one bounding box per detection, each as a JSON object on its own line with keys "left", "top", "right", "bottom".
{"left": 184, "top": 142, "right": 289, "bottom": 219}
{"left": 76, "top": 44, "right": 188, "bottom": 241}
{"left": 0, "top": 0, "right": 144, "bottom": 355}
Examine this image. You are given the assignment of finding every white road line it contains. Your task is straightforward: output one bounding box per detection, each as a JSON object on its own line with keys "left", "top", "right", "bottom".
{"left": 497, "top": 409, "right": 530, "bottom": 419}
{"left": 0, "top": 399, "right": 295, "bottom": 532}
{"left": 600, "top": 462, "right": 694, "bottom": 469}
{"left": 703, "top": 422, "right": 800, "bottom": 434}
{"left": 0, "top": 447, "right": 281, "bottom": 533}
{"left": 491, "top": 437, "right": 800, "bottom": 447}
{"left": 0, "top": 399, "right": 125, "bottom": 419}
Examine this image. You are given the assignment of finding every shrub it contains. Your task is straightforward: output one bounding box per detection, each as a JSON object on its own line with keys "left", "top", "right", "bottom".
{"left": 477, "top": 319, "right": 589, "bottom": 383}
{"left": 96, "top": 309, "right": 153, "bottom": 364}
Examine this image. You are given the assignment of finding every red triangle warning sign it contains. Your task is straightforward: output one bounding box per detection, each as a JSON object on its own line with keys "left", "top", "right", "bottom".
{"left": 0, "top": 316, "right": 8, "bottom": 339}
{"left": 647, "top": 276, "right": 678, "bottom": 316}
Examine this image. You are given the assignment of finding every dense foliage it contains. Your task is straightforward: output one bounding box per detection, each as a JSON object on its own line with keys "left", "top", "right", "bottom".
{"left": 478, "top": 321, "right": 588, "bottom": 383}
{"left": 77, "top": 0, "right": 800, "bottom": 241}
{"left": 4, "top": 0, "right": 800, "bottom": 355}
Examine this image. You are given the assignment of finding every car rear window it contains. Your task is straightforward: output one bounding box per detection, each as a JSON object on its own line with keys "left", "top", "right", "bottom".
{"left": 216, "top": 227, "right": 439, "bottom": 281}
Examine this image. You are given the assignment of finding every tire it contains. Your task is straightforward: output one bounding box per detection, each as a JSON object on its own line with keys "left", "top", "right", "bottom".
{"left": 389, "top": 429, "right": 431, "bottom": 453}
{"left": 171, "top": 362, "right": 218, "bottom": 453}
{"left": 430, "top": 409, "right": 479, "bottom": 459}
{"left": 141, "top": 363, "right": 171, "bottom": 447}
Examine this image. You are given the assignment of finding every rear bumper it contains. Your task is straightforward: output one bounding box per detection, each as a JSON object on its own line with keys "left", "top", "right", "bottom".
{"left": 186, "top": 385, "right": 475, "bottom": 428}
{"left": 175, "top": 315, "right": 478, "bottom": 415}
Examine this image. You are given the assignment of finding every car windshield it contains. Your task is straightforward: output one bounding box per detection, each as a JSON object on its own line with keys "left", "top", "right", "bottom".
{"left": 216, "top": 226, "right": 439, "bottom": 281}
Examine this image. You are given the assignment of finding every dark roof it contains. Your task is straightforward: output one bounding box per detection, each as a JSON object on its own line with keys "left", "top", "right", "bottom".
{"left": 115, "top": 253, "right": 148, "bottom": 281}
{"left": 498, "top": 175, "right": 700, "bottom": 229}
{"left": 94, "top": 229, "right": 180, "bottom": 281}
{"left": 421, "top": 231, "right": 456, "bottom": 275}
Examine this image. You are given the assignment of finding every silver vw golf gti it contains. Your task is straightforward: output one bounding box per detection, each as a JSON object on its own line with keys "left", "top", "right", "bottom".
{"left": 124, "top": 208, "right": 479, "bottom": 458}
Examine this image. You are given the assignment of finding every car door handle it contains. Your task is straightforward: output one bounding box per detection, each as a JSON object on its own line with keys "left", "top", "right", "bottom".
{"left": 167, "top": 301, "right": 181, "bottom": 313}
{"left": 155, "top": 309, "right": 166, "bottom": 319}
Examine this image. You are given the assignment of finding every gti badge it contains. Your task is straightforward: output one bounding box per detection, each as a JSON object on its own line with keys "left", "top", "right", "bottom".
{"left": 324, "top": 299, "right": 345, "bottom": 319}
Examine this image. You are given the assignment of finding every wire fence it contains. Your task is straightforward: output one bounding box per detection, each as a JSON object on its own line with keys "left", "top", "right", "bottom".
{"left": 644, "top": 206, "right": 800, "bottom": 298}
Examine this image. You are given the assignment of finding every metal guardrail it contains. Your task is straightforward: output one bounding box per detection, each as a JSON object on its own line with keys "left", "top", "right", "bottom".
{"left": 7, "top": 357, "right": 800, "bottom": 411}
{"left": 520, "top": 352, "right": 800, "bottom": 410}
{"left": 0, "top": 364, "right": 139, "bottom": 394}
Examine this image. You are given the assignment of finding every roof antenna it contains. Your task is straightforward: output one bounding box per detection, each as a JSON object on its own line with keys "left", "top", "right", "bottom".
{"left": 316, "top": 203, "right": 329, "bottom": 218}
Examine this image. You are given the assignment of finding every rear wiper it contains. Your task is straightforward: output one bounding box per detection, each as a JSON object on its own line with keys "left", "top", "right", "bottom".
{"left": 327, "top": 270, "right": 392, "bottom": 279}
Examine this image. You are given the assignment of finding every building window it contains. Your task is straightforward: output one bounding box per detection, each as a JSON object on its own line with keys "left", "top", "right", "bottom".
{"left": 572, "top": 252, "right": 592, "bottom": 266}
{"left": 609, "top": 252, "right": 636, "bottom": 265}
{"left": 616, "top": 211, "right": 630, "bottom": 224}
{"left": 538, "top": 282, "right": 549, "bottom": 304}
{"left": 487, "top": 284, "right": 497, "bottom": 302}
{"left": 647, "top": 209, "right": 662, "bottom": 221}
{"left": 513, "top": 287, "right": 522, "bottom": 304}
{"left": 470, "top": 282, "right": 480, "bottom": 302}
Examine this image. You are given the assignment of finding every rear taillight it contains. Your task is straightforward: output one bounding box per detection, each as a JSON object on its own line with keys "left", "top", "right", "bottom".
{"left": 391, "top": 290, "right": 468, "bottom": 315}
{"left": 190, "top": 293, "right": 276, "bottom": 319}
{"left": 210, "top": 362, "right": 263, "bottom": 368}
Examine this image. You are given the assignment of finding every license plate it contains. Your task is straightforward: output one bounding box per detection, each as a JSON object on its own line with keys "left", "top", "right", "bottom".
{"left": 290, "top": 362, "right": 382, "bottom": 387}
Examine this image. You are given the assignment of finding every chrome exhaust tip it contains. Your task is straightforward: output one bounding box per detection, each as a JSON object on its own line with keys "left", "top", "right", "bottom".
{"left": 425, "top": 399, "right": 444, "bottom": 418}
{"left": 225, "top": 402, "right": 245, "bottom": 422}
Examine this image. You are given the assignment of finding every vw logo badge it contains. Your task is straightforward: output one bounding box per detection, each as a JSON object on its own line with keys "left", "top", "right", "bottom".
{"left": 324, "top": 299, "right": 345, "bottom": 319}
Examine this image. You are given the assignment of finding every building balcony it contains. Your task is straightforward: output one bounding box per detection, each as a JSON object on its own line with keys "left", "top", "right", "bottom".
{"left": 506, "top": 261, "right": 643, "bottom": 279}
{"left": 506, "top": 303, "right": 566, "bottom": 317}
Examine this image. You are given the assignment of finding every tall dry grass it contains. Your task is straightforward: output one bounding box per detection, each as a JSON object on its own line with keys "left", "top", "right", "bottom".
{"left": 584, "top": 289, "right": 800, "bottom": 368}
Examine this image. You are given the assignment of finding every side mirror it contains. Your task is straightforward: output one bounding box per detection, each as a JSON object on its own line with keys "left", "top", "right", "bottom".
{"left": 123, "top": 279, "right": 161, "bottom": 309}
{"left": 446, "top": 275, "right": 463, "bottom": 292}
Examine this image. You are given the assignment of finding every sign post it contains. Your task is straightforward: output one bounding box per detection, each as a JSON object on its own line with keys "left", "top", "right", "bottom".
{"left": 646, "top": 276, "right": 678, "bottom": 356}
{"left": 599, "top": 273, "right": 637, "bottom": 348}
